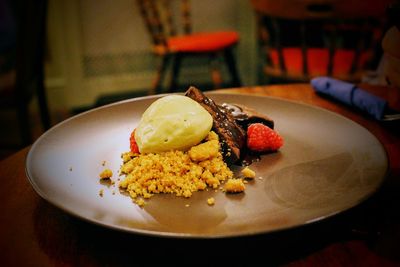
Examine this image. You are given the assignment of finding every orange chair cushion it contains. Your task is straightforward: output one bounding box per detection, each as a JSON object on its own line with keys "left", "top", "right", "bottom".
{"left": 269, "top": 48, "right": 372, "bottom": 77}
{"left": 167, "top": 31, "right": 239, "bottom": 53}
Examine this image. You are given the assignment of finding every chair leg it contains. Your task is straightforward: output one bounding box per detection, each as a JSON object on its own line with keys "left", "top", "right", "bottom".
{"left": 224, "top": 48, "right": 242, "bottom": 87}
{"left": 151, "top": 55, "right": 171, "bottom": 95}
{"left": 16, "top": 101, "right": 32, "bottom": 147}
{"left": 169, "top": 54, "right": 182, "bottom": 92}
{"left": 36, "top": 75, "right": 51, "bottom": 130}
{"left": 209, "top": 55, "right": 223, "bottom": 89}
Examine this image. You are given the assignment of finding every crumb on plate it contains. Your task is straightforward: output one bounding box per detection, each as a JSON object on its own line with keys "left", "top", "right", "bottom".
{"left": 241, "top": 166, "right": 256, "bottom": 179}
{"left": 99, "top": 169, "right": 113, "bottom": 180}
{"left": 207, "top": 197, "right": 215, "bottom": 206}
{"left": 135, "top": 198, "right": 145, "bottom": 207}
{"left": 224, "top": 178, "right": 245, "bottom": 193}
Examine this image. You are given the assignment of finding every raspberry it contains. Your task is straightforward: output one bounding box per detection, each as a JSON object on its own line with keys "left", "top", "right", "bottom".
{"left": 247, "top": 123, "right": 283, "bottom": 152}
{"left": 130, "top": 129, "right": 140, "bottom": 153}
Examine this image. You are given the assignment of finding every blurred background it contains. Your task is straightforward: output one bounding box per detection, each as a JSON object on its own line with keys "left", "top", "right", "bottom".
{"left": 0, "top": 0, "right": 398, "bottom": 158}
{"left": 42, "top": 0, "right": 256, "bottom": 108}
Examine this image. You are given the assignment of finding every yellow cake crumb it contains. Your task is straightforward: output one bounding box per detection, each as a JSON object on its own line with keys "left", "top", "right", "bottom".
{"left": 121, "top": 151, "right": 138, "bottom": 163}
{"left": 188, "top": 140, "right": 219, "bottom": 161}
{"left": 99, "top": 189, "right": 104, "bottom": 197}
{"left": 224, "top": 178, "right": 246, "bottom": 193}
{"left": 207, "top": 197, "right": 215, "bottom": 206}
{"left": 241, "top": 166, "right": 256, "bottom": 179}
{"left": 119, "top": 131, "right": 233, "bottom": 204}
{"left": 206, "top": 131, "right": 219, "bottom": 141}
{"left": 99, "top": 169, "right": 113, "bottom": 179}
{"left": 135, "top": 198, "right": 145, "bottom": 207}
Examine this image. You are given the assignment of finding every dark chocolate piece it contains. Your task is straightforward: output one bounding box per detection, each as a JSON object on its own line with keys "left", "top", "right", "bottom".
{"left": 185, "top": 86, "right": 246, "bottom": 165}
{"left": 219, "top": 103, "right": 274, "bottom": 130}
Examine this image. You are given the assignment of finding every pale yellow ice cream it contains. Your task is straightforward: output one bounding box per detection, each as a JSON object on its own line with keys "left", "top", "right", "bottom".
{"left": 135, "top": 95, "right": 213, "bottom": 153}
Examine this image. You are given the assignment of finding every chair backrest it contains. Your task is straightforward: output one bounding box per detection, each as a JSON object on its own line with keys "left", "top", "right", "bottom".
{"left": 14, "top": 0, "right": 47, "bottom": 101}
{"left": 0, "top": 0, "right": 50, "bottom": 146}
{"left": 250, "top": 0, "right": 392, "bottom": 83}
{"left": 137, "top": 0, "right": 191, "bottom": 53}
{"left": 0, "top": 0, "right": 47, "bottom": 101}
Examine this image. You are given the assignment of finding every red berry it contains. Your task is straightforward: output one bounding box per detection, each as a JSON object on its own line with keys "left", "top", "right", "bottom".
{"left": 130, "top": 129, "right": 140, "bottom": 153}
{"left": 247, "top": 123, "right": 283, "bottom": 152}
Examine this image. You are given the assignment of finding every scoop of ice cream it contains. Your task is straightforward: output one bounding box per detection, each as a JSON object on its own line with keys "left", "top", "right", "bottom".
{"left": 135, "top": 95, "right": 213, "bottom": 153}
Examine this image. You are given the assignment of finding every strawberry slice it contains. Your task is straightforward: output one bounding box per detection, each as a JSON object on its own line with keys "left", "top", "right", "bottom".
{"left": 130, "top": 129, "right": 140, "bottom": 153}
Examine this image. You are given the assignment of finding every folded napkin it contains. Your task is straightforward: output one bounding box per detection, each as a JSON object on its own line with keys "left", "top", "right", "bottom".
{"left": 311, "top": 77, "right": 387, "bottom": 120}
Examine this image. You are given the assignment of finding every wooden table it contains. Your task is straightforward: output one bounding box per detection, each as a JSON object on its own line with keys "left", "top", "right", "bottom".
{"left": 1, "top": 84, "right": 399, "bottom": 266}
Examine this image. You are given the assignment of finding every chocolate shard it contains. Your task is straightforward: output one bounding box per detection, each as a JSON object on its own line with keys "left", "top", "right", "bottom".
{"left": 185, "top": 86, "right": 246, "bottom": 165}
{"left": 220, "top": 103, "right": 274, "bottom": 130}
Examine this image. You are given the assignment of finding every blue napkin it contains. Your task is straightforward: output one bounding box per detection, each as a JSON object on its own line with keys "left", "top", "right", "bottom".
{"left": 311, "top": 77, "right": 387, "bottom": 120}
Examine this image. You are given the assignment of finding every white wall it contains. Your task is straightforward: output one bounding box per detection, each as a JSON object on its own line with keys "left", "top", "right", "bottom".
{"left": 45, "top": 0, "right": 257, "bottom": 110}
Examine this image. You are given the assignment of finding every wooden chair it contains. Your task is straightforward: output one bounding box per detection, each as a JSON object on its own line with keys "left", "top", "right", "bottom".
{"left": 0, "top": 0, "right": 50, "bottom": 147}
{"left": 137, "top": 0, "right": 242, "bottom": 94}
{"left": 249, "top": 0, "right": 392, "bottom": 83}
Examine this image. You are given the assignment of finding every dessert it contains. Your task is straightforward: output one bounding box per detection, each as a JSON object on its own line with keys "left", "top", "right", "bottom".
{"left": 118, "top": 86, "right": 283, "bottom": 206}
